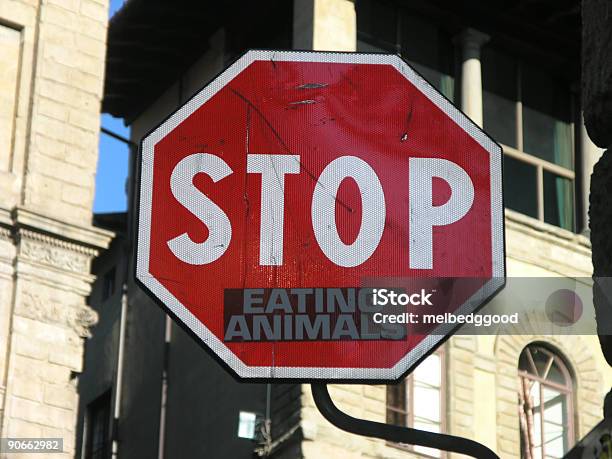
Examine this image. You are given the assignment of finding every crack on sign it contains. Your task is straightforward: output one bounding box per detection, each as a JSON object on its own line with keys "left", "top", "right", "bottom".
{"left": 241, "top": 104, "right": 252, "bottom": 289}
{"left": 269, "top": 211, "right": 277, "bottom": 267}
{"left": 297, "top": 83, "right": 328, "bottom": 89}
{"left": 228, "top": 87, "right": 354, "bottom": 213}
{"left": 144, "top": 274, "right": 191, "bottom": 296}
{"left": 270, "top": 342, "right": 276, "bottom": 379}
{"left": 400, "top": 98, "right": 415, "bottom": 142}
{"left": 270, "top": 51, "right": 277, "bottom": 70}
{"left": 140, "top": 274, "right": 183, "bottom": 285}
{"left": 340, "top": 72, "right": 356, "bottom": 90}
{"left": 289, "top": 99, "right": 316, "bottom": 105}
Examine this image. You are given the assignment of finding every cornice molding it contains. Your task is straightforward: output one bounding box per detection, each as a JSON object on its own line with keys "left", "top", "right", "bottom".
{"left": 0, "top": 226, "right": 11, "bottom": 242}
{"left": 18, "top": 228, "right": 99, "bottom": 257}
{"left": 12, "top": 206, "right": 114, "bottom": 250}
{"left": 18, "top": 236, "right": 92, "bottom": 274}
{"left": 0, "top": 206, "right": 116, "bottom": 274}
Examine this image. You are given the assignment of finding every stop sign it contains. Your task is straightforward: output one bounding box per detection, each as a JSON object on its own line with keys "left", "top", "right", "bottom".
{"left": 136, "top": 50, "right": 505, "bottom": 382}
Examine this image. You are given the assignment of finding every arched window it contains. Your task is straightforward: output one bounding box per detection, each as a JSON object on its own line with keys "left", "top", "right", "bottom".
{"left": 518, "top": 344, "right": 574, "bottom": 459}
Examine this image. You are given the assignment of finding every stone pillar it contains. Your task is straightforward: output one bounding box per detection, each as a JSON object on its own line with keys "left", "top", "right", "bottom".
{"left": 454, "top": 28, "right": 489, "bottom": 127}
{"left": 293, "top": 0, "right": 356, "bottom": 51}
{"left": 0, "top": 0, "right": 112, "bottom": 456}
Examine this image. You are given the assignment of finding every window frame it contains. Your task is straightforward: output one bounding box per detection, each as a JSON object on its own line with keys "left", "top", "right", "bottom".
{"left": 84, "top": 390, "right": 112, "bottom": 459}
{"left": 385, "top": 347, "right": 447, "bottom": 458}
{"left": 0, "top": 22, "right": 22, "bottom": 173}
{"left": 518, "top": 344, "right": 575, "bottom": 459}
{"left": 483, "top": 52, "right": 578, "bottom": 230}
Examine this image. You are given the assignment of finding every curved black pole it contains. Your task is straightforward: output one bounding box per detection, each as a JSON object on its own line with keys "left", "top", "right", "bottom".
{"left": 311, "top": 383, "right": 499, "bottom": 459}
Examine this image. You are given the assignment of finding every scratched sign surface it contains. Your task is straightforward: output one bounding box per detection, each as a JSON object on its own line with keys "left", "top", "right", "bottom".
{"left": 136, "top": 50, "right": 505, "bottom": 382}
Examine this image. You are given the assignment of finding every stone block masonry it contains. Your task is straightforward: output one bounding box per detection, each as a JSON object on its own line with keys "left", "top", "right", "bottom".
{"left": 0, "top": 0, "right": 112, "bottom": 457}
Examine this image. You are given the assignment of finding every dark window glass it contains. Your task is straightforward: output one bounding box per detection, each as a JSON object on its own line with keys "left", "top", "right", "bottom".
{"left": 85, "top": 391, "right": 111, "bottom": 459}
{"left": 522, "top": 65, "right": 573, "bottom": 170}
{"left": 547, "top": 362, "right": 568, "bottom": 387}
{"left": 356, "top": 0, "right": 397, "bottom": 48}
{"left": 401, "top": 14, "right": 442, "bottom": 72}
{"left": 400, "top": 14, "right": 454, "bottom": 101}
{"left": 543, "top": 171, "right": 574, "bottom": 231}
{"left": 357, "top": 3, "right": 454, "bottom": 100}
{"left": 482, "top": 47, "right": 518, "bottom": 148}
{"left": 102, "top": 267, "right": 116, "bottom": 301}
{"left": 387, "top": 381, "right": 408, "bottom": 426}
{"left": 503, "top": 156, "right": 538, "bottom": 218}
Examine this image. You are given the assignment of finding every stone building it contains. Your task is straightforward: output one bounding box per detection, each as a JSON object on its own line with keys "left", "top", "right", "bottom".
{"left": 0, "top": 0, "right": 112, "bottom": 457}
{"left": 78, "top": 0, "right": 612, "bottom": 458}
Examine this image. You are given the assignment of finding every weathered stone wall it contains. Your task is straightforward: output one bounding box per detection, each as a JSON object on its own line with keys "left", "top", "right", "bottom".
{"left": 0, "top": 0, "right": 112, "bottom": 457}
{"left": 24, "top": 0, "right": 108, "bottom": 225}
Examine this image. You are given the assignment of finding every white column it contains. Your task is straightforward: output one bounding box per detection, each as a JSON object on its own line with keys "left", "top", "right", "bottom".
{"left": 455, "top": 28, "right": 490, "bottom": 127}
{"left": 293, "top": 0, "right": 356, "bottom": 51}
{"left": 581, "top": 111, "right": 605, "bottom": 233}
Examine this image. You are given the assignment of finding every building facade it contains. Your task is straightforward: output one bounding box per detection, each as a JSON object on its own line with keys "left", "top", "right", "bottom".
{"left": 0, "top": 0, "right": 112, "bottom": 457}
{"left": 79, "top": 1, "right": 612, "bottom": 458}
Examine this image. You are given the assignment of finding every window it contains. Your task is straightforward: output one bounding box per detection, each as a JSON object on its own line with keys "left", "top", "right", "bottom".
{"left": 386, "top": 350, "right": 445, "bottom": 457}
{"left": 518, "top": 344, "right": 574, "bottom": 459}
{"left": 482, "top": 48, "right": 576, "bottom": 231}
{"left": 102, "top": 267, "right": 116, "bottom": 301}
{"left": 0, "top": 24, "right": 21, "bottom": 172}
{"left": 357, "top": 0, "right": 455, "bottom": 101}
{"left": 85, "top": 391, "right": 112, "bottom": 459}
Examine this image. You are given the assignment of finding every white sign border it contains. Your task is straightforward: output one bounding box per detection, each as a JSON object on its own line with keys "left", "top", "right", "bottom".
{"left": 136, "top": 50, "right": 505, "bottom": 381}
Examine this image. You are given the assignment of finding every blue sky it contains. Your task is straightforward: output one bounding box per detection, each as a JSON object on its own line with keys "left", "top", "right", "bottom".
{"left": 93, "top": 0, "right": 128, "bottom": 214}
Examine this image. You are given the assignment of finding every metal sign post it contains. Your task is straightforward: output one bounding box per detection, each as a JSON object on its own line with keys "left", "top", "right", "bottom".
{"left": 311, "top": 384, "right": 499, "bottom": 459}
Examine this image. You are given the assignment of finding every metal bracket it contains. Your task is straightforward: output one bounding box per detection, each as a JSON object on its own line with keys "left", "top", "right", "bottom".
{"left": 311, "top": 383, "right": 499, "bottom": 459}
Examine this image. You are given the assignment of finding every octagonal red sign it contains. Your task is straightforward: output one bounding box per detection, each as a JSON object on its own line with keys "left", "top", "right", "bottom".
{"left": 136, "top": 50, "right": 505, "bottom": 382}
